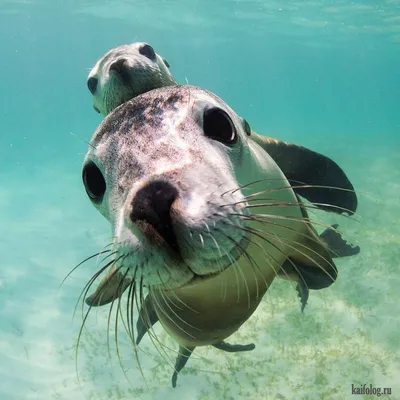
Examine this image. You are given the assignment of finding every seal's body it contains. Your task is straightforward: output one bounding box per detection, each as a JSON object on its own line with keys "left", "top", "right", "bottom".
{"left": 81, "top": 85, "right": 358, "bottom": 386}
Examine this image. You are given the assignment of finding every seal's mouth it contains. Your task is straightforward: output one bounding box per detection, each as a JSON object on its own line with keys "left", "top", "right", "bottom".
{"left": 183, "top": 237, "right": 249, "bottom": 288}
{"left": 153, "top": 229, "right": 251, "bottom": 290}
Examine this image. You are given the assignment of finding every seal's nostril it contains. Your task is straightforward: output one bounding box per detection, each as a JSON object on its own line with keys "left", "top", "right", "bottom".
{"left": 131, "top": 180, "right": 180, "bottom": 254}
{"left": 87, "top": 77, "right": 98, "bottom": 94}
{"left": 109, "top": 58, "right": 128, "bottom": 74}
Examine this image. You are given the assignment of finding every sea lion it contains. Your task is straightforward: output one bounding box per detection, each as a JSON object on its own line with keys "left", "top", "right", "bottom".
{"left": 87, "top": 42, "right": 176, "bottom": 116}
{"left": 80, "top": 85, "right": 359, "bottom": 387}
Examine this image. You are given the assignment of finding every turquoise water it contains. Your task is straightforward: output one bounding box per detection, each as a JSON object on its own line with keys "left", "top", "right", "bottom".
{"left": 0, "top": 1, "right": 399, "bottom": 399}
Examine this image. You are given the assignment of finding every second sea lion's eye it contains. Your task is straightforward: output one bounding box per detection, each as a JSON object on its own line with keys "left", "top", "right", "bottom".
{"left": 139, "top": 44, "right": 156, "bottom": 61}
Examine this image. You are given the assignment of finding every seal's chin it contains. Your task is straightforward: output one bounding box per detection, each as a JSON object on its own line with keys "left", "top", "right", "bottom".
{"left": 164, "top": 232, "right": 251, "bottom": 290}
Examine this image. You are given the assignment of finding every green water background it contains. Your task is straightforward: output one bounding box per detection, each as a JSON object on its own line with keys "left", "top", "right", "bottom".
{"left": 0, "top": 1, "right": 399, "bottom": 399}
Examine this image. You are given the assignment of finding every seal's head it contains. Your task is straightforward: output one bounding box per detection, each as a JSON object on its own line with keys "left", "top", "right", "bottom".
{"left": 82, "top": 85, "right": 301, "bottom": 290}
{"left": 87, "top": 42, "right": 176, "bottom": 116}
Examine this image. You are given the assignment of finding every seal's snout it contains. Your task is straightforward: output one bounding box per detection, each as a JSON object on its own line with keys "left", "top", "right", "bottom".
{"left": 110, "top": 59, "right": 129, "bottom": 75}
{"left": 130, "top": 180, "right": 180, "bottom": 255}
{"left": 87, "top": 76, "right": 98, "bottom": 94}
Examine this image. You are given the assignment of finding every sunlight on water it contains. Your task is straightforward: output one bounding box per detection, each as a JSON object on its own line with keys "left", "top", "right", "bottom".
{"left": 0, "top": 1, "right": 399, "bottom": 399}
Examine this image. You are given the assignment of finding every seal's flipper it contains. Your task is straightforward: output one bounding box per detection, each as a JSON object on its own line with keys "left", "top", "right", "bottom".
{"left": 213, "top": 340, "right": 255, "bottom": 352}
{"left": 280, "top": 256, "right": 337, "bottom": 312}
{"left": 278, "top": 210, "right": 341, "bottom": 311}
{"left": 291, "top": 223, "right": 360, "bottom": 313}
{"left": 295, "top": 280, "right": 309, "bottom": 313}
{"left": 136, "top": 294, "right": 159, "bottom": 345}
{"left": 278, "top": 220, "right": 339, "bottom": 289}
{"left": 85, "top": 265, "right": 131, "bottom": 307}
{"left": 172, "top": 345, "right": 195, "bottom": 388}
{"left": 250, "top": 132, "right": 358, "bottom": 215}
{"left": 320, "top": 224, "right": 360, "bottom": 258}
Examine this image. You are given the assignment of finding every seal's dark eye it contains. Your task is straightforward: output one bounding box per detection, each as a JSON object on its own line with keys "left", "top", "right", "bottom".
{"left": 139, "top": 44, "right": 156, "bottom": 60}
{"left": 203, "top": 107, "right": 237, "bottom": 145}
{"left": 82, "top": 161, "right": 106, "bottom": 204}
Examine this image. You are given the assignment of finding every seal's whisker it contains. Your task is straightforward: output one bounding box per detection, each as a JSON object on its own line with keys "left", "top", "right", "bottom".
{"left": 222, "top": 178, "right": 360, "bottom": 198}
{"left": 125, "top": 265, "right": 139, "bottom": 345}
{"left": 219, "top": 220, "right": 292, "bottom": 281}
{"left": 221, "top": 178, "right": 360, "bottom": 197}
{"left": 236, "top": 213, "right": 330, "bottom": 247}
{"left": 214, "top": 238, "right": 242, "bottom": 303}
{"left": 243, "top": 201, "right": 360, "bottom": 223}
{"left": 74, "top": 255, "right": 126, "bottom": 361}
{"left": 73, "top": 258, "right": 117, "bottom": 321}
{"left": 227, "top": 221, "right": 310, "bottom": 291}
{"left": 156, "top": 268, "right": 199, "bottom": 315}
{"left": 229, "top": 228, "right": 305, "bottom": 306}
{"left": 73, "top": 258, "right": 121, "bottom": 390}
{"left": 154, "top": 278, "right": 185, "bottom": 313}
{"left": 226, "top": 224, "right": 313, "bottom": 311}
{"left": 200, "top": 225, "right": 228, "bottom": 301}
{"left": 60, "top": 248, "right": 112, "bottom": 289}
{"left": 244, "top": 222, "right": 337, "bottom": 284}
{"left": 223, "top": 198, "right": 360, "bottom": 222}
{"left": 234, "top": 211, "right": 357, "bottom": 251}
{"left": 114, "top": 269, "right": 149, "bottom": 390}
{"left": 148, "top": 274, "right": 200, "bottom": 361}
{"left": 154, "top": 289, "right": 208, "bottom": 366}
{"left": 219, "top": 222, "right": 282, "bottom": 282}
{"left": 106, "top": 260, "right": 130, "bottom": 359}
{"left": 97, "top": 250, "right": 118, "bottom": 267}
{"left": 137, "top": 282, "right": 177, "bottom": 368}
{"left": 216, "top": 229, "right": 260, "bottom": 303}
{"left": 152, "top": 288, "right": 201, "bottom": 335}
{"left": 127, "top": 270, "right": 161, "bottom": 385}
{"left": 221, "top": 178, "right": 287, "bottom": 197}
{"left": 216, "top": 223, "right": 306, "bottom": 312}
{"left": 252, "top": 212, "right": 360, "bottom": 258}
{"left": 69, "top": 131, "right": 97, "bottom": 150}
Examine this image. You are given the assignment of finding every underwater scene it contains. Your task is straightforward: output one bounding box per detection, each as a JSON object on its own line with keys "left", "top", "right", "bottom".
{"left": 0, "top": 1, "right": 399, "bottom": 399}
